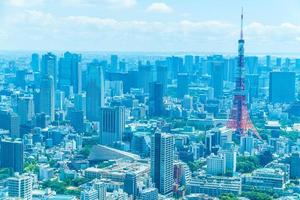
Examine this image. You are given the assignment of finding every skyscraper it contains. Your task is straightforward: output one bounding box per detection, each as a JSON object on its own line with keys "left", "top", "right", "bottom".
{"left": 8, "top": 173, "right": 32, "bottom": 200}
{"left": 86, "top": 60, "right": 105, "bottom": 121}
{"left": 40, "top": 75, "right": 55, "bottom": 121}
{"left": 269, "top": 71, "right": 296, "bottom": 103}
{"left": 151, "top": 132, "right": 174, "bottom": 196}
{"left": 41, "top": 53, "right": 57, "bottom": 87}
{"left": 0, "top": 109, "right": 20, "bottom": 138}
{"left": 31, "top": 53, "right": 40, "bottom": 72}
{"left": 149, "top": 82, "right": 164, "bottom": 117}
{"left": 0, "top": 138, "right": 24, "bottom": 173}
{"left": 211, "top": 61, "right": 224, "bottom": 99}
{"left": 111, "top": 55, "right": 118, "bottom": 72}
{"left": 100, "top": 106, "right": 125, "bottom": 146}
{"left": 177, "top": 73, "right": 189, "bottom": 99}
{"left": 17, "top": 96, "right": 34, "bottom": 125}
{"left": 58, "top": 52, "right": 82, "bottom": 95}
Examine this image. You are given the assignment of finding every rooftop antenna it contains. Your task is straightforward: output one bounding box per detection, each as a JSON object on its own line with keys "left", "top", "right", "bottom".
{"left": 240, "top": 7, "right": 244, "bottom": 39}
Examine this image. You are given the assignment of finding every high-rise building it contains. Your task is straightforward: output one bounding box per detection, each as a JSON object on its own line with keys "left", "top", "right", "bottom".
{"left": 156, "top": 65, "right": 168, "bottom": 95}
{"left": 58, "top": 52, "right": 82, "bottom": 94}
{"left": 211, "top": 61, "right": 224, "bottom": 99}
{"left": 184, "top": 55, "right": 194, "bottom": 73}
{"left": 123, "top": 172, "right": 137, "bottom": 199}
{"left": 41, "top": 53, "right": 57, "bottom": 87}
{"left": 17, "top": 96, "right": 34, "bottom": 125}
{"left": 177, "top": 73, "right": 189, "bottom": 99}
{"left": 0, "top": 138, "right": 24, "bottom": 173}
{"left": 100, "top": 106, "right": 125, "bottom": 146}
{"left": 8, "top": 173, "right": 32, "bottom": 200}
{"left": 149, "top": 82, "right": 164, "bottom": 117}
{"left": 0, "top": 109, "right": 20, "bottom": 138}
{"left": 269, "top": 72, "right": 296, "bottom": 103}
{"left": 111, "top": 55, "right": 118, "bottom": 72}
{"left": 86, "top": 60, "right": 105, "bottom": 121}
{"left": 31, "top": 53, "right": 40, "bottom": 72}
{"left": 221, "top": 143, "right": 237, "bottom": 174}
{"left": 151, "top": 132, "right": 174, "bottom": 196}
{"left": 40, "top": 75, "right": 55, "bottom": 121}
{"left": 290, "top": 152, "right": 300, "bottom": 179}
{"left": 246, "top": 74, "right": 259, "bottom": 102}
{"left": 138, "top": 63, "right": 153, "bottom": 93}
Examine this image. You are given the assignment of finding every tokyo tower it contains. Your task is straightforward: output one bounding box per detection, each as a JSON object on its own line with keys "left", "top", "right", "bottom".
{"left": 227, "top": 9, "right": 262, "bottom": 140}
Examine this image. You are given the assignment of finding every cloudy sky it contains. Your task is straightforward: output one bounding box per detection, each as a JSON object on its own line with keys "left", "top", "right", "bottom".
{"left": 1, "top": 0, "right": 300, "bottom": 53}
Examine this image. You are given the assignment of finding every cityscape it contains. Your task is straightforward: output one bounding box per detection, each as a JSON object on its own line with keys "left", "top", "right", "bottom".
{"left": 0, "top": 0, "right": 300, "bottom": 200}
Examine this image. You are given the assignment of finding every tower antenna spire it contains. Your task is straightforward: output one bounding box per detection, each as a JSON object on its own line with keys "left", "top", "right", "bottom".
{"left": 240, "top": 7, "right": 244, "bottom": 39}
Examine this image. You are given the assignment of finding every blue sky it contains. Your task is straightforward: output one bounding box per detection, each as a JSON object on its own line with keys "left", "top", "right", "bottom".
{"left": 1, "top": 0, "right": 300, "bottom": 53}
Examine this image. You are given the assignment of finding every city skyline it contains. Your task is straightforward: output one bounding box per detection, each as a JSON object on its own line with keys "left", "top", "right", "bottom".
{"left": 1, "top": 0, "right": 300, "bottom": 53}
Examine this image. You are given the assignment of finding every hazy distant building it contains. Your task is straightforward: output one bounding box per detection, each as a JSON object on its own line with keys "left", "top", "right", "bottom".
{"left": 177, "top": 73, "right": 189, "bottom": 98}
{"left": 269, "top": 72, "right": 295, "bottom": 103}
{"left": 17, "top": 96, "right": 34, "bottom": 125}
{"left": 40, "top": 75, "right": 55, "bottom": 121}
{"left": 86, "top": 60, "right": 105, "bottom": 121}
{"left": 211, "top": 61, "right": 224, "bottom": 99}
{"left": 0, "top": 109, "right": 20, "bottom": 138}
{"left": 41, "top": 53, "right": 57, "bottom": 87}
{"left": 149, "top": 82, "right": 164, "bottom": 117}
{"left": 31, "top": 53, "right": 40, "bottom": 72}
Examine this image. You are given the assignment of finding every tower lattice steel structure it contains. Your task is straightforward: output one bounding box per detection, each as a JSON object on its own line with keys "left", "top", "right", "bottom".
{"left": 227, "top": 9, "right": 262, "bottom": 139}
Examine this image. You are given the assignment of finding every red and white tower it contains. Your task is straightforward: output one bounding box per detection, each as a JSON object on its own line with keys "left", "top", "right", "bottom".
{"left": 227, "top": 9, "right": 261, "bottom": 139}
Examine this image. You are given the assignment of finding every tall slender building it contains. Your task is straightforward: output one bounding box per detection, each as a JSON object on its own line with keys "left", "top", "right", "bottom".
{"left": 86, "top": 60, "right": 105, "bottom": 121}
{"left": 151, "top": 132, "right": 174, "bottom": 196}
{"left": 41, "top": 53, "right": 57, "bottom": 87}
{"left": 40, "top": 75, "right": 55, "bottom": 121}
{"left": 149, "top": 82, "right": 164, "bottom": 117}
{"left": 227, "top": 10, "right": 261, "bottom": 139}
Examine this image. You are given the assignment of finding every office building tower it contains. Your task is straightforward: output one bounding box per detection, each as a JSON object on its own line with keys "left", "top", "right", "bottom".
{"left": 156, "top": 65, "right": 168, "bottom": 95}
{"left": 177, "top": 73, "right": 189, "bottom": 98}
{"left": 0, "top": 138, "right": 24, "bottom": 173}
{"left": 55, "top": 90, "right": 65, "bottom": 110}
{"left": 138, "top": 63, "right": 153, "bottom": 93}
{"left": 41, "top": 53, "right": 57, "bottom": 87}
{"left": 184, "top": 55, "right": 194, "bottom": 73}
{"left": 124, "top": 172, "right": 137, "bottom": 199}
{"left": 211, "top": 61, "right": 224, "bottom": 99}
{"left": 0, "top": 109, "right": 20, "bottom": 138}
{"left": 206, "top": 154, "right": 226, "bottom": 176}
{"left": 8, "top": 174, "right": 32, "bottom": 200}
{"left": 221, "top": 145, "right": 237, "bottom": 174}
{"left": 58, "top": 52, "right": 82, "bottom": 94}
{"left": 100, "top": 106, "right": 125, "bottom": 146}
{"left": 138, "top": 188, "right": 158, "bottom": 200}
{"left": 70, "top": 110, "right": 84, "bottom": 133}
{"left": 80, "top": 188, "right": 98, "bottom": 200}
{"left": 246, "top": 74, "right": 259, "bottom": 102}
{"left": 15, "top": 69, "right": 27, "bottom": 89}
{"left": 245, "top": 56, "right": 258, "bottom": 74}
{"left": 276, "top": 57, "right": 282, "bottom": 67}
{"left": 151, "top": 132, "right": 174, "bottom": 196}
{"left": 149, "top": 82, "right": 164, "bottom": 117}
{"left": 119, "top": 59, "right": 126, "bottom": 72}
{"left": 31, "top": 53, "right": 40, "bottom": 72}
{"left": 74, "top": 93, "right": 86, "bottom": 115}
{"left": 266, "top": 55, "right": 271, "bottom": 68}
{"left": 93, "top": 180, "right": 106, "bottom": 200}
{"left": 240, "top": 134, "right": 254, "bottom": 155}
{"left": 290, "top": 152, "right": 300, "bottom": 179}
{"left": 269, "top": 72, "right": 296, "bottom": 103}
{"left": 17, "top": 96, "right": 34, "bottom": 125}
{"left": 86, "top": 60, "right": 105, "bottom": 121}
{"left": 182, "top": 95, "right": 193, "bottom": 110}
{"left": 111, "top": 55, "right": 118, "bottom": 72}
{"left": 40, "top": 75, "right": 55, "bottom": 121}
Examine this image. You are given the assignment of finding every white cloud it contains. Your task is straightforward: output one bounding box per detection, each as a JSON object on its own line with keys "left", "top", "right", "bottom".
{"left": 106, "top": 0, "right": 136, "bottom": 8}
{"left": 146, "top": 2, "right": 173, "bottom": 13}
{"left": 7, "top": 0, "right": 44, "bottom": 7}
